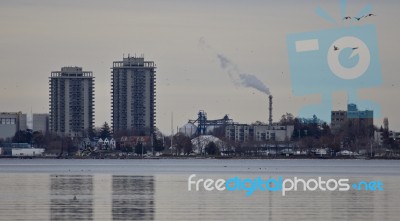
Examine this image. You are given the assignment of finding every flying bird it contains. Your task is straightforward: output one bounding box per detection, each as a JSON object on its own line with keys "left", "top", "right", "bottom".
{"left": 352, "top": 47, "right": 359, "bottom": 50}
{"left": 333, "top": 45, "right": 339, "bottom": 51}
{"left": 354, "top": 17, "right": 363, "bottom": 21}
{"left": 364, "top": 13, "right": 376, "bottom": 17}
{"left": 343, "top": 16, "right": 352, "bottom": 20}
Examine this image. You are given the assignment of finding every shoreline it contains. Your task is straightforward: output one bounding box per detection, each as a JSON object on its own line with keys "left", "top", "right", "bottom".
{"left": 1, "top": 155, "right": 399, "bottom": 160}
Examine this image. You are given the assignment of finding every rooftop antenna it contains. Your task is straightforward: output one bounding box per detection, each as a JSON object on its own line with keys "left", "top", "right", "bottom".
{"left": 171, "top": 112, "right": 174, "bottom": 150}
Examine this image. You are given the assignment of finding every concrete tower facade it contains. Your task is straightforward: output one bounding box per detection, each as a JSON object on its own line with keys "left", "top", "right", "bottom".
{"left": 49, "top": 67, "right": 94, "bottom": 137}
{"left": 32, "top": 113, "right": 49, "bottom": 134}
{"left": 111, "top": 55, "right": 156, "bottom": 136}
{"left": 0, "top": 112, "right": 27, "bottom": 139}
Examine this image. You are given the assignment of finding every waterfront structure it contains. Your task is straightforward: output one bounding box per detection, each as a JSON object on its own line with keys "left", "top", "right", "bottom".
{"left": 225, "top": 124, "right": 294, "bottom": 142}
{"left": 12, "top": 148, "right": 44, "bottom": 157}
{"left": 179, "top": 123, "right": 198, "bottom": 137}
{"left": 0, "top": 112, "right": 27, "bottom": 139}
{"left": 49, "top": 67, "right": 94, "bottom": 137}
{"left": 331, "top": 103, "right": 373, "bottom": 134}
{"left": 32, "top": 113, "right": 49, "bottom": 134}
{"left": 111, "top": 55, "right": 156, "bottom": 136}
{"left": 331, "top": 110, "right": 347, "bottom": 133}
{"left": 97, "top": 137, "right": 116, "bottom": 150}
{"left": 374, "top": 131, "right": 384, "bottom": 145}
{"left": 374, "top": 130, "right": 400, "bottom": 145}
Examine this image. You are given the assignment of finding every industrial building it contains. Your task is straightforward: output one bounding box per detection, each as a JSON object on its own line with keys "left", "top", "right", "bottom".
{"left": 111, "top": 55, "right": 156, "bottom": 136}
{"left": 179, "top": 123, "right": 198, "bottom": 137}
{"left": 331, "top": 110, "right": 347, "bottom": 132}
{"left": 225, "top": 124, "right": 295, "bottom": 142}
{"left": 32, "top": 113, "right": 49, "bottom": 134}
{"left": 0, "top": 112, "right": 27, "bottom": 139}
{"left": 182, "top": 96, "right": 294, "bottom": 142}
{"left": 331, "top": 103, "right": 373, "bottom": 134}
{"left": 12, "top": 148, "right": 44, "bottom": 157}
{"left": 49, "top": 67, "right": 94, "bottom": 137}
{"left": 374, "top": 130, "right": 400, "bottom": 145}
{"left": 185, "top": 111, "right": 234, "bottom": 136}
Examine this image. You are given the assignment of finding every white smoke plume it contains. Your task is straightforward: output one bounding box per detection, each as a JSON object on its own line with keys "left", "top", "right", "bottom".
{"left": 239, "top": 73, "right": 271, "bottom": 95}
{"left": 216, "top": 53, "right": 271, "bottom": 95}
{"left": 199, "top": 37, "right": 270, "bottom": 95}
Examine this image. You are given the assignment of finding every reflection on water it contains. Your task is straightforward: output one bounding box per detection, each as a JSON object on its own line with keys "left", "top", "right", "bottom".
{"left": 0, "top": 160, "right": 399, "bottom": 221}
{"left": 48, "top": 175, "right": 155, "bottom": 221}
{"left": 112, "top": 176, "right": 154, "bottom": 220}
{"left": 155, "top": 174, "right": 398, "bottom": 221}
{"left": 50, "top": 175, "right": 94, "bottom": 220}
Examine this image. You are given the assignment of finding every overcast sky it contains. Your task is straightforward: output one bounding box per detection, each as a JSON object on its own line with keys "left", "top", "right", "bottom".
{"left": 0, "top": 0, "right": 399, "bottom": 134}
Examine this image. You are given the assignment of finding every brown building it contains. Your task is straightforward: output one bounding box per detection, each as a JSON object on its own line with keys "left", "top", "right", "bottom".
{"left": 331, "top": 110, "right": 347, "bottom": 133}
{"left": 331, "top": 104, "right": 374, "bottom": 135}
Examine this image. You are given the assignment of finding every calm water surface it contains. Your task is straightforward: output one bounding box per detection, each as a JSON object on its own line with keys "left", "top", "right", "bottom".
{"left": 0, "top": 159, "right": 399, "bottom": 220}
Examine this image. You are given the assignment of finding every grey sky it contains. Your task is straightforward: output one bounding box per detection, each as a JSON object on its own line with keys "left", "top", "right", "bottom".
{"left": 0, "top": 0, "right": 399, "bottom": 134}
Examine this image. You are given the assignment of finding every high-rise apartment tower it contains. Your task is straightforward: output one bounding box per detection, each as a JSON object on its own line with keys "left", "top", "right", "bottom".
{"left": 111, "top": 55, "right": 156, "bottom": 136}
{"left": 49, "top": 67, "right": 94, "bottom": 137}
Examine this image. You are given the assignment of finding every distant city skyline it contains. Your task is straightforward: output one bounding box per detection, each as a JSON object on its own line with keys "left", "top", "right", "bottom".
{"left": 0, "top": 0, "right": 399, "bottom": 134}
